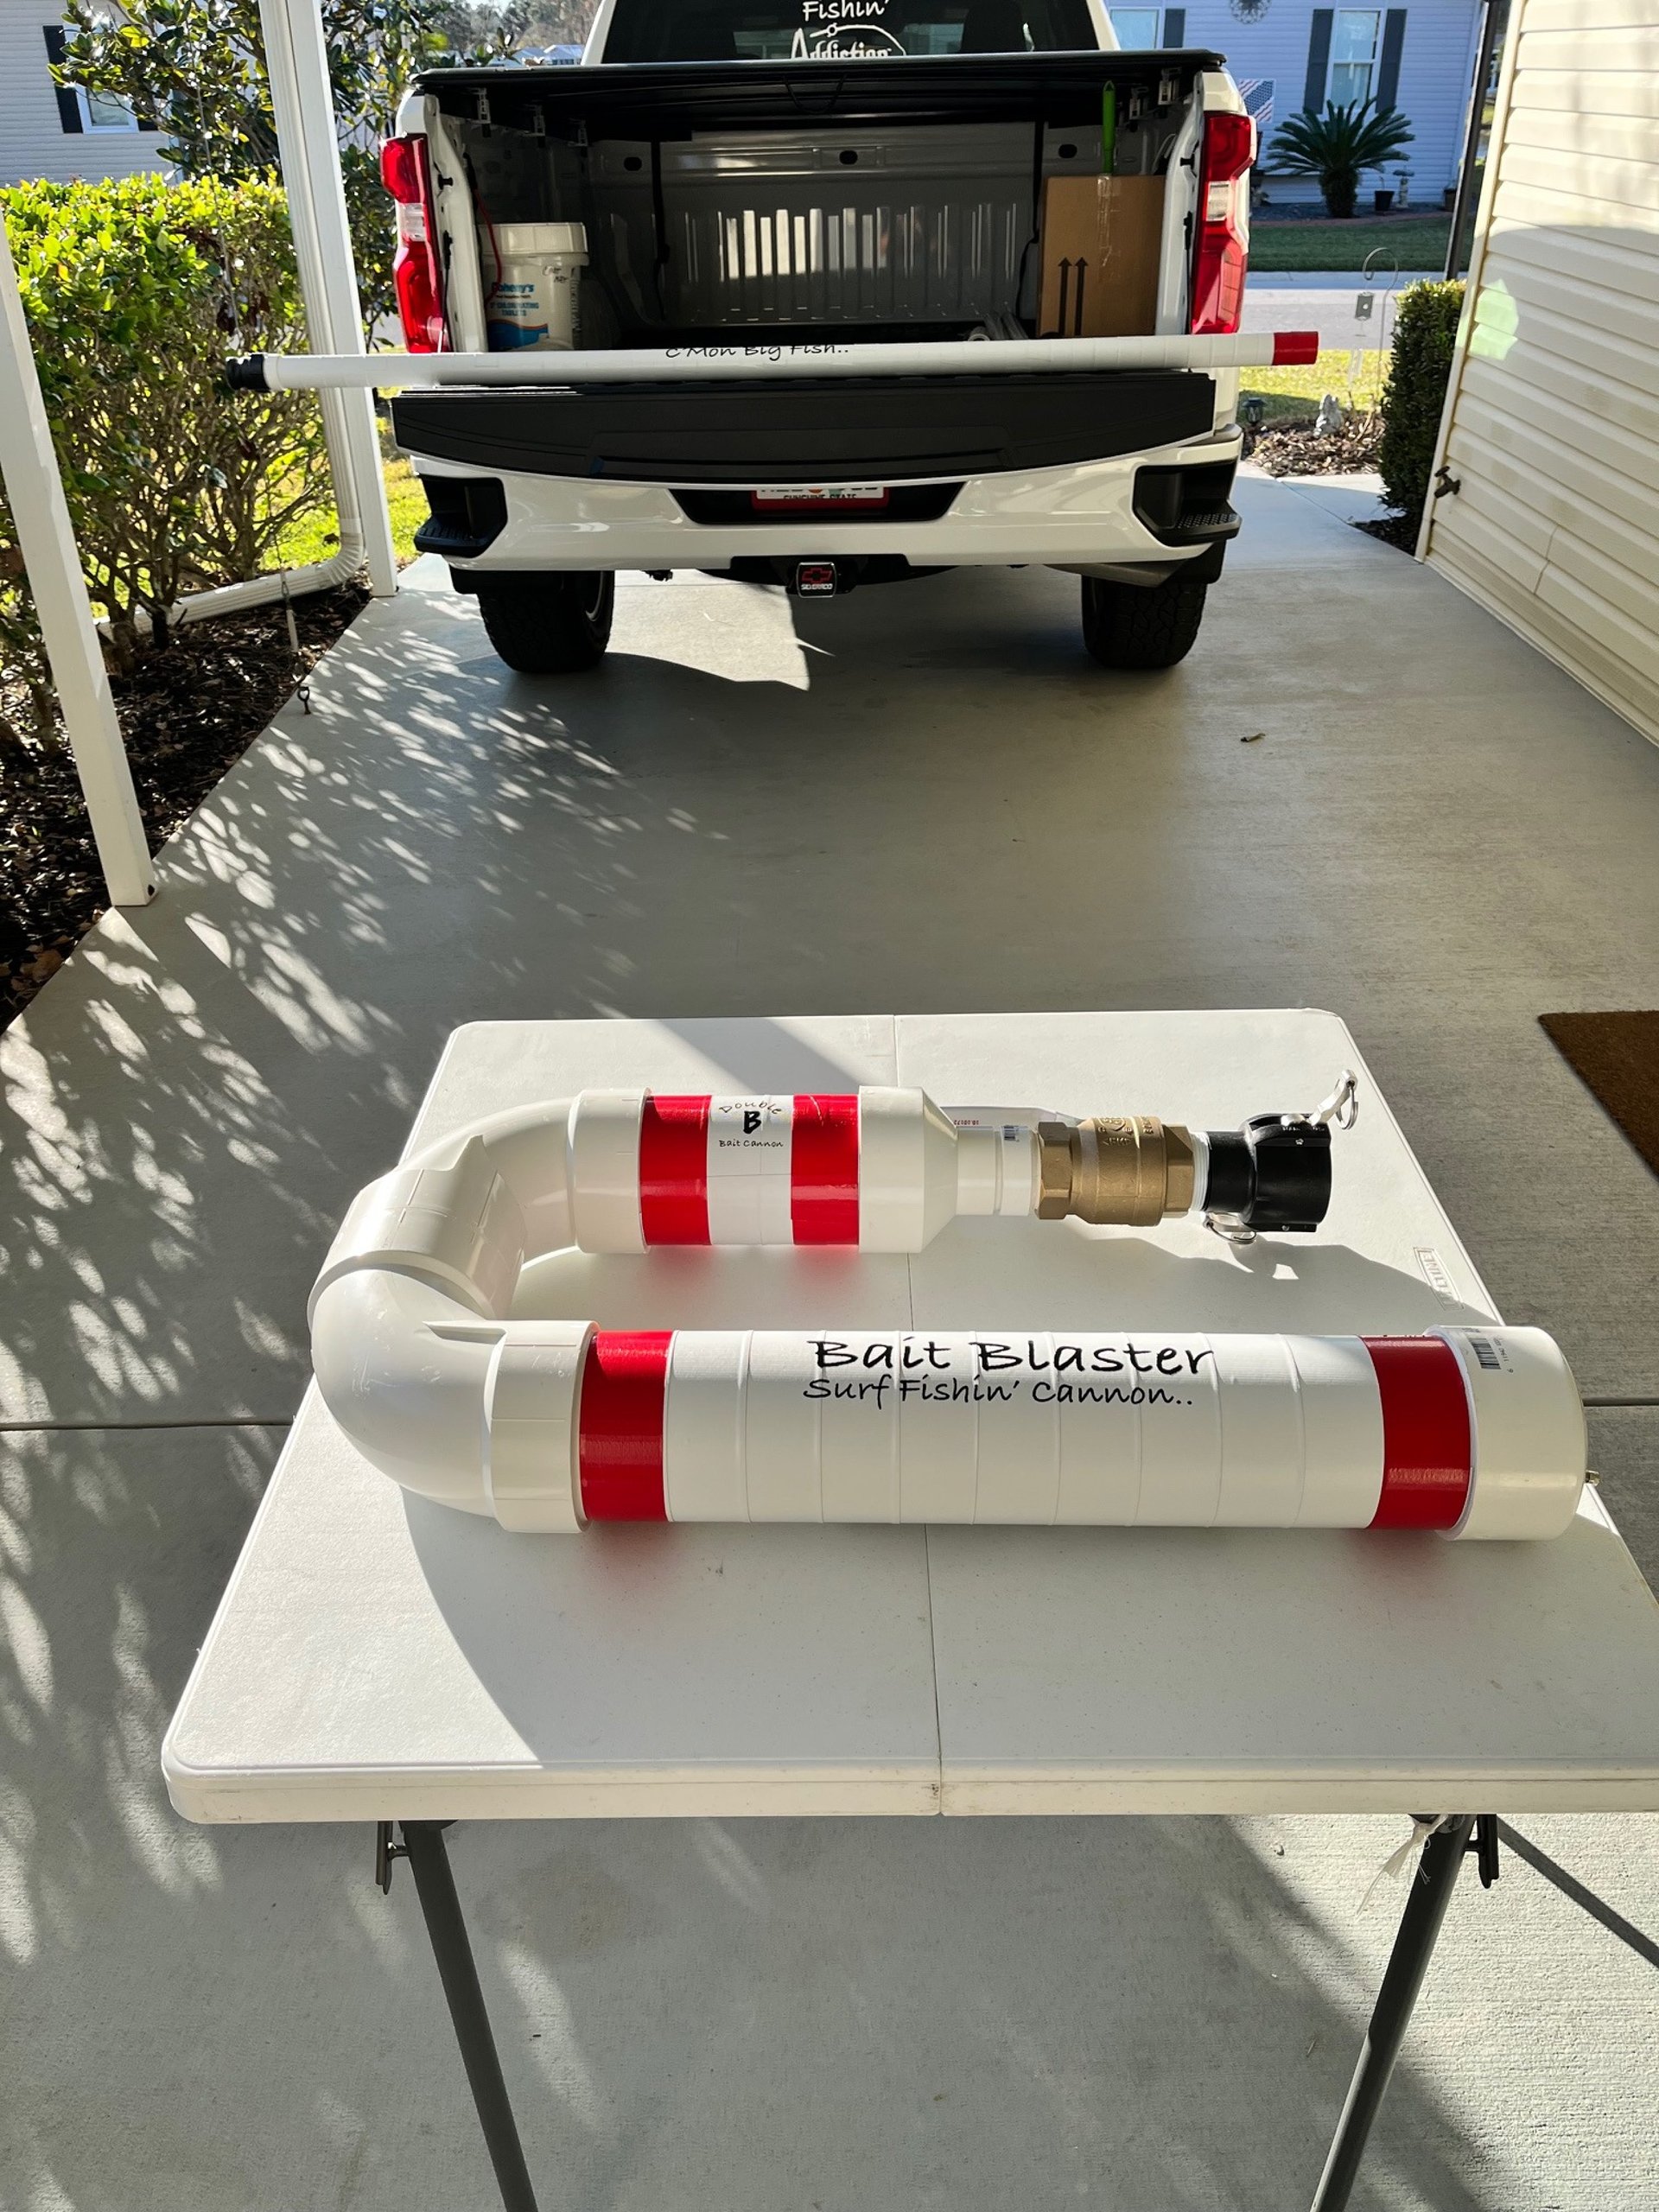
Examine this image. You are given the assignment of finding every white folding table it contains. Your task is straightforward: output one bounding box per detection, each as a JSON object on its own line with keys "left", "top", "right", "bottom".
{"left": 163, "top": 1012, "right": 1659, "bottom": 2212}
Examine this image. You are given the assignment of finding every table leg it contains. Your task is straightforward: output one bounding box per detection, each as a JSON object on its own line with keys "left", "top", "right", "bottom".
{"left": 1307, "top": 1814, "right": 1478, "bottom": 2212}
{"left": 398, "top": 1821, "right": 542, "bottom": 2212}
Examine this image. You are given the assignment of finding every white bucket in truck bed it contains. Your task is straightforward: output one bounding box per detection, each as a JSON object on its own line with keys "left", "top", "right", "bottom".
{"left": 481, "top": 220, "right": 588, "bottom": 351}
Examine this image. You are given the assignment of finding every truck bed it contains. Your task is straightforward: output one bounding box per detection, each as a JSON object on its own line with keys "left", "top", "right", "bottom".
{"left": 415, "top": 51, "right": 1222, "bottom": 344}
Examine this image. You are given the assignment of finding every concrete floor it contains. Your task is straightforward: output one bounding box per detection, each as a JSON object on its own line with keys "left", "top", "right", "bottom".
{"left": 3, "top": 478, "right": 1657, "bottom": 2210}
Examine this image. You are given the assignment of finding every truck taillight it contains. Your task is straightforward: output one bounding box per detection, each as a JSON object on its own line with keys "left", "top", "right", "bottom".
{"left": 1189, "top": 111, "right": 1255, "bottom": 337}
{"left": 379, "top": 134, "right": 447, "bottom": 353}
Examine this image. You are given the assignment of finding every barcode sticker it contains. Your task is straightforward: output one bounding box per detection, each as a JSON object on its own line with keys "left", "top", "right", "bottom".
{"left": 1466, "top": 1334, "right": 1504, "bottom": 1372}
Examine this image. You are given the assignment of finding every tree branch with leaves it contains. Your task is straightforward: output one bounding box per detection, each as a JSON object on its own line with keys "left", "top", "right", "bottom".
{"left": 60, "top": 0, "right": 500, "bottom": 329}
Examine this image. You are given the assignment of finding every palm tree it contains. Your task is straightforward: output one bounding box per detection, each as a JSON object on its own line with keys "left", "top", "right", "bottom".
{"left": 1268, "top": 100, "right": 1415, "bottom": 219}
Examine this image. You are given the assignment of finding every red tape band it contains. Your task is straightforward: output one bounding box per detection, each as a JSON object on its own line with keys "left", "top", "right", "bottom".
{"left": 791, "top": 1093, "right": 860, "bottom": 1244}
{"left": 1272, "top": 331, "right": 1320, "bottom": 365}
{"left": 578, "top": 1331, "right": 670, "bottom": 1522}
{"left": 1363, "top": 1336, "right": 1471, "bottom": 1530}
{"left": 639, "top": 1094, "right": 709, "bottom": 1245}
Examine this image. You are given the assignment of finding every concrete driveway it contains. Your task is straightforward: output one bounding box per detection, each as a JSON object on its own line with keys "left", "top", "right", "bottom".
{"left": 3, "top": 476, "right": 1657, "bottom": 2212}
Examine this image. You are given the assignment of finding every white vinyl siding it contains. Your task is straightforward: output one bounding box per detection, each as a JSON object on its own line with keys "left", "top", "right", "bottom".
{"left": 1422, "top": 0, "right": 1659, "bottom": 747}
{"left": 0, "top": 0, "right": 165, "bottom": 183}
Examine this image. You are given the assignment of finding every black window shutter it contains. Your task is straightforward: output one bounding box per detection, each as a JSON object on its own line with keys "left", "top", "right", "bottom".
{"left": 42, "top": 25, "right": 83, "bottom": 133}
{"left": 1163, "top": 9, "right": 1185, "bottom": 45}
{"left": 1303, "top": 10, "right": 1333, "bottom": 112}
{"left": 1376, "top": 9, "right": 1407, "bottom": 107}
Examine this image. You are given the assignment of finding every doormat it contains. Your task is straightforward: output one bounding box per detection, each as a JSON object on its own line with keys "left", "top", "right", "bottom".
{"left": 1540, "top": 1012, "right": 1659, "bottom": 1179}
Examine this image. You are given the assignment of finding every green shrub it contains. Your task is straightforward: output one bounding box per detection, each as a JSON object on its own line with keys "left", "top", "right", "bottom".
{"left": 60, "top": 0, "right": 517, "bottom": 335}
{"left": 1377, "top": 279, "right": 1465, "bottom": 524}
{"left": 0, "top": 173, "right": 330, "bottom": 752}
{"left": 1266, "top": 100, "right": 1414, "bottom": 220}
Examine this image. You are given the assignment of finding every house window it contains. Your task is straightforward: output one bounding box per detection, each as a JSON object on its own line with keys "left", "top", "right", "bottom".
{"left": 42, "top": 22, "right": 139, "bottom": 133}
{"left": 75, "top": 86, "right": 138, "bottom": 130}
{"left": 1109, "top": 8, "right": 1161, "bottom": 47}
{"left": 1327, "top": 9, "right": 1380, "bottom": 104}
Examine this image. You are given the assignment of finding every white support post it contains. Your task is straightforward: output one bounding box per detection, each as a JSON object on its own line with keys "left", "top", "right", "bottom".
{"left": 0, "top": 208, "right": 155, "bottom": 911}
{"left": 257, "top": 0, "right": 397, "bottom": 598}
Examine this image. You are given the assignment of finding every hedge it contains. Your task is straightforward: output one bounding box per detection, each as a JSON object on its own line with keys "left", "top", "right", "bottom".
{"left": 1377, "top": 279, "right": 1465, "bottom": 527}
{"left": 0, "top": 174, "right": 332, "bottom": 753}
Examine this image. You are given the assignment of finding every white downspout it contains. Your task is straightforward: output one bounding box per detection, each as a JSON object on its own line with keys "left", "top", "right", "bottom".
{"left": 258, "top": 0, "right": 396, "bottom": 597}
{"left": 130, "top": 496, "right": 367, "bottom": 635}
{"left": 151, "top": 0, "right": 399, "bottom": 636}
{"left": 128, "top": 0, "right": 397, "bottom": 636}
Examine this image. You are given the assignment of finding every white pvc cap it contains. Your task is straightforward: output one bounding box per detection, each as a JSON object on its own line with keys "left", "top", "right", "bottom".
{"left": 1435, "top": 1325, "right": 1586, "bottom": 1541}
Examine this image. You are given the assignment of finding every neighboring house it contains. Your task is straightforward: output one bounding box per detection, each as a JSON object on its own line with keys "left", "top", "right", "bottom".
{"left": 0, "top": 0, "right": 165, "bottom": 185}
{"left": 1422, "top": 0, "right": 1659, "bottom": 746}
{"left": 1109, "top": 0, "right": 1486, "bottom": 207}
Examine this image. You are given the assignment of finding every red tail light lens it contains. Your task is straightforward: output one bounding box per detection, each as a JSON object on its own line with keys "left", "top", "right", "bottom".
{"left": 378, "top": 136, "right": 424, "bottom": 206}
{"left": 1190, "top": 110, "right": 1255, "bottom": 337}
{"left": 379, "top": 134, "right": 447, "bottom": 353}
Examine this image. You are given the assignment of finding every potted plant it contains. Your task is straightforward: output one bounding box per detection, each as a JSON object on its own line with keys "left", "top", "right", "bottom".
{"left": 1267, "top": 99, "right": 1415, "bottom": 219}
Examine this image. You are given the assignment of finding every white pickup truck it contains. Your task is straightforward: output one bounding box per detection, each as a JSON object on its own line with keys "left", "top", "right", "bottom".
{"left": 373, "top": 4, "right": 1275, "bottom": 673}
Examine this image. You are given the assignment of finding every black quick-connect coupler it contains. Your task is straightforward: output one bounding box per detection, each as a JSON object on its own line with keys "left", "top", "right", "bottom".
{"left": 1202, "top": 1113, "right": 1333, "bottom": 1235}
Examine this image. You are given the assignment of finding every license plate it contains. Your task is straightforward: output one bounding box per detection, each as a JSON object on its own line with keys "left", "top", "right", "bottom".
{"left": 753, "top": 486, "right": 889, "bottom": 510}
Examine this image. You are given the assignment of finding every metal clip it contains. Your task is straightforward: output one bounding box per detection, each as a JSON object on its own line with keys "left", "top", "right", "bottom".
{"left": 1204, "top": 1211, "right": 1255, "bottom": 1248}
{"left": 1310, "top": 1068, "right": 1359, "bottom": 1130}
{"left": 1274, "top": 1067, "right": 1358, "bottom": 1136}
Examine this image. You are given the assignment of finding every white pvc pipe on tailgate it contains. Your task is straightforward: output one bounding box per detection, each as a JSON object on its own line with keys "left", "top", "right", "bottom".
{"left": 236, "top": 329, "right": 1321, "bottom": 391}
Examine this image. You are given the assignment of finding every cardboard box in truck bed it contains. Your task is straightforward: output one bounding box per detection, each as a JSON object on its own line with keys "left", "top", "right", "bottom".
{"left": 1038, "top": 175, "right": 1164, "bottom": 340}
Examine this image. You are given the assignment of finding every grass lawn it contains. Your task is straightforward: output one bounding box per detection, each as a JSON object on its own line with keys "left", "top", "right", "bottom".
{"left": 275, "top": 445, "right": 428, "bottom": 570}
{"left": 1240, "top": 347, "right": 1388, "bottom": 428}
{"left": 1251, "top": 216, "right": 1452, "bottom": 273}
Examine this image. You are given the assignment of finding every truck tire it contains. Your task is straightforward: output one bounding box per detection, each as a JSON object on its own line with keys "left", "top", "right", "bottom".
{"left": 1081, "top": 571, "right": 1208, "bottom": 671}
{"left": 475, "top": 573, "right": 614, "bottom": 674}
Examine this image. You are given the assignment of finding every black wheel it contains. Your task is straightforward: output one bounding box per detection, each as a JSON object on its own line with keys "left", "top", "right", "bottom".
{"left": 1081, "top": 570, "right": 1208, "bottom": 671}
{"left": 474, "top": 572, "right": 614, "bottom": 674}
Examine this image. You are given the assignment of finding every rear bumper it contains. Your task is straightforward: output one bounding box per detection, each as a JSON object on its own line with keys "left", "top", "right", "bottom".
{"left": 410, "top": 431, "right": 1244, "bottom": 576}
